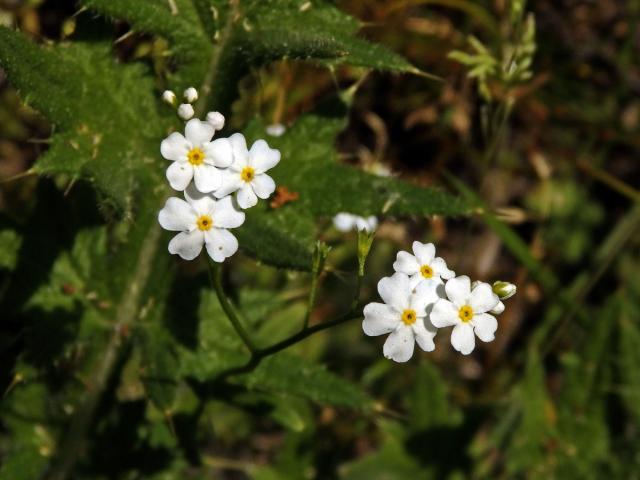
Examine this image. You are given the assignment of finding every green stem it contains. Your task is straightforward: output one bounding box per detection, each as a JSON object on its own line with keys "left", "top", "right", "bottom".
{"left": 216, "top": 309, "right": 363, "bottom": 381}
{"left": 207, "top": 260, "right": 257, "bottom": 354}
{"left": 302, "top": 272, "right": 320, "bottom": 329}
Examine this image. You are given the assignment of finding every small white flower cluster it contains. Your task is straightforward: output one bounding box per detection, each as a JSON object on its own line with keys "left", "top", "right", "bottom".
{"left": 363, "top": 241, "right": 514, "bottom": 362}
{"left": 158, "top": 87, "right": 281, "bottom": 262}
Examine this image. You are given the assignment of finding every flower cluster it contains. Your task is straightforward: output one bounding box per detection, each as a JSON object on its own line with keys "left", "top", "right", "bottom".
{"left": 363, "top": 241, "right": 515, "bottom": 361}
{"left": 158, "top": 87, "right": 281, "bottom": 262}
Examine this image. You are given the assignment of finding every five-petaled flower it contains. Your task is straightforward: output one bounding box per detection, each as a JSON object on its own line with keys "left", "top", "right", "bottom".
{"left": 393, "top": 241, "right": 455, "bottom": 289}
{"left": 430, "top": 275, "right": 500, "bottom": 355}
{"left": 161, "top": 119, "right": 233, "bottom": 193}
{"left": 158, "top": 185, "right": 245, "bottom": 262}
{"left": 215, "top": 133, "right": 280, "bottom": 209}
{"left": 363, "top": 272, "right": 442, "bottom": 362}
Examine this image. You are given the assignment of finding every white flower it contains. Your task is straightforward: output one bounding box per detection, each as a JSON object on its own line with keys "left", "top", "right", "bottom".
{"left": 333, "top": 213, "right": 378, "bottom": 233}
{"left": 161, "top": 119, "right": 233, "bottom": 193}
{"left": 215, "top": 133, "right": 280, "bottom": 209}
{"left": 363, "top": 272, "right": 442, "bottom": 362}
{"left": 206, "top": 111, "right": 225, "bottom": 131}
{"left": 431, "top": 276, "right": 500, "bottom": 355}
{"left": 158, "top": 185, "right": 245, "bottom": 262}
{"left": 393, "top": 241, "right": 455, "bottom": 289}
{"left": 266, "top": 123, "right": 286, "bottom": 137}
{"left": 162, "top": 90, "right": 176, "bottom": 106}
{"left": 184, "top": 87, "right": 198, "bottom": 103}
{"left": 178, "top": 103, "right": 194, "bottom": 120}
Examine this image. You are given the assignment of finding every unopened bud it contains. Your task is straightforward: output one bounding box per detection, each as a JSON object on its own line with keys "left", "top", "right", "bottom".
{"left": 177, "top": 103, "right": 194, "bottom": 120}
{"left": 357, "top": 229, "right": 376, "bottom": 276}
{"left": 312, "top": 240, "right": 331, "bottom": 276}
{"left": 206, "top": 111, "right": 225, "bottom": 130}
{"left": 493, "top": 281, "right": 516, "bottom": 300}
{"left": 266, "top": 123, "right": 286, "bottom": 137}
{"left": 162, "top": 90, "right": 176, "bottom": 106}
{"left": 183, "top": 87, "right": 198, "bottom": 103}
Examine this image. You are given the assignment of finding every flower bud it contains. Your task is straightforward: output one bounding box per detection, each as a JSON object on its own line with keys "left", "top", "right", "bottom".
{"left": 183, "top": 87, "right": 198, "bottom": 103}
{"left": 162, "top": 90, "right": 176, "bottom": 106}
{"left": 266, "top": 123, "right": 286, "bottom": 137}
{"left": 492, "top": 281, "right": 516, "bottom": 300}
{"left": 177, "top": 103, "right": 194, "bottom": 120}
{"left": 206, "top": 111, "right": 225, "bottom": 130}
{"left": 357, "top": 229, "right": 376, "bottom": 277}
{"left": 312, "top": 240, "right": 331, "bottom": 276}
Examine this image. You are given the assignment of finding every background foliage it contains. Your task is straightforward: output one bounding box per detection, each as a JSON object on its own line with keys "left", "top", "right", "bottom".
{"left": 1, "top": 0, "right": 639, "bottom": 478}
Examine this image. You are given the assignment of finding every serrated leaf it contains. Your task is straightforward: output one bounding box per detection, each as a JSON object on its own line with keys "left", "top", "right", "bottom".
{"left": 236, "top": 113, "right": 468, "bottom": 269}
{"left": 0, "top": 29, "right": 165, "bottom": 213}
{"left": 0, "top": 228, "right": 22, "bottom": 270}
{"left": 242, "top": 353, "right": 372, "bottom": 409}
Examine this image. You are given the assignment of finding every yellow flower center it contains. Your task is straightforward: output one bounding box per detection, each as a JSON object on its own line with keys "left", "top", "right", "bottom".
{"left": 420, "top": 264, "right": 434, "bottom": 279}
{"left": 458, "top": 305, "right": 474, "bottom": 322}
{"left": 187, "top": 147, "right": 205, "bottom": 166}
{"left": 401, "top": 309, "right": 417, "bottom": 326}
{"left": 196, "top": 215, "right": 213, "bottom": 231}
{"left": 241, "top": 166, "right": 255, "bottom": 182}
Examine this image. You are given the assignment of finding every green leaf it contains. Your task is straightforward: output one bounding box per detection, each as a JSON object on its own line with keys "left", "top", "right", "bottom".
{"left": 235, "top": 113, "right": 468, "bottom": 270}
{"left": 80, "top": 0, "right": 424, "bottom": 113}
{"left": 242, "top": 353, "right": 372, "bottom": 409}
{"left": 0, "top": 227, "right": 22, "bottom": 271}
{"left": 0, "top": 28, "right": 166, "bottom": 213}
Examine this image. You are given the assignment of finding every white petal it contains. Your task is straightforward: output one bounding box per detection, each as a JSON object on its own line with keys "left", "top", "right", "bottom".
{"left": 383, "top": 326, "right": 415, "bottom": 363}
{"left": 412, "top": 319, "right": 436, "bottom": 352}
{"left": 354, "top": 216, "right": 376, "bottom": 232}
{"left": 229, "top": 133, "right": 249, "bottom": 168}
{"left": 451, "top": 323, "right": 475, "bottom": 355}
{"left": 473, "top": 313, "right": 498, "bottom": 342}
{"left": 412, "top": 241, "right": 435, "bottom": 264}
{"left": 333, "top": 213, "right": 356, "bottom": 232}
{"left": 430, "top": 299, "right": 459, "bottom": 328}
{"left": 168, "top": 230, "right": 204, "bottom": 260}
{"left": 158, "top": 197, "right": 196, "bottom": 231}
{"left": 393, "top": 251, "right": 420, "bottom": 275}
{"left": 430, "top": 257, "right": 454, "bottom": 279}
{"left": 491, "top": 301, "right": 505, "bottom": 315}
{"left": 364, "top": 216, "right": 378, "bottom": 232}
{"left": 377, "top": 273, "right": 411, "bottom": 311}
{"left": 249, "top": 139, "right": 281, "bottom": 173}
{"left": 193, "top": 164, "right": 222, "bottom": 193}
{"left": 160, "top": 132, "right": 189, "bottom": 161}
{"left": 206, "top": 111, "right": 225, "bottom": 131}
{"left": 211, "top": 195, "right": 245, "bottom": 228}
{"left": 362, "top": 303, "right": 399, "bottom": 336}
{"left": 204, "top": 228, "right": 238, "bottom": 262}
{"left": 410, "top": 279, "right": 443, "bottom": 313}
{"left": 469, "top": 282, "right": 500, "bottom": 313}
{"left": 185, "top": 118, "right": 214, "bottom": 145}
{"left": 236, "top": 183, "right": 258, "bottom": 209}
{"left": 184, "top": 183, "right": 214, "bottom": 214}
{"left": 445, "top": 275, "right": 471, "bottom": 307}
{"left": 166, "top": 161, "right": 194, "bottom": 191}
{"left": 251, "top": 174, "right": 276, "bottom": 199}
{"left": 214, "top": 170, "right": 243, "bottom": 198}
{"left": 409, "top": 273, "right": 423, "bottom": 290}
{"left": 203, "top": 138, "right": 233, "bottom": 167}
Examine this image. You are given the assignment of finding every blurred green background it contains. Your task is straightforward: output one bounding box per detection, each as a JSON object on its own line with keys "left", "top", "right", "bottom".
{"left": 1, "top": 0, "right": 640, "bottom": 479}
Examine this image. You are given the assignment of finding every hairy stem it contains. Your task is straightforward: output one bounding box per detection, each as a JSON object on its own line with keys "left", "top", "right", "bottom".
{"left": 44, "top": 224, "right": 162, "bottom": 480}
